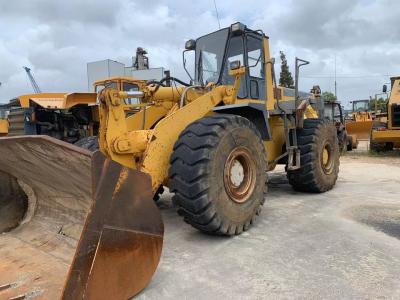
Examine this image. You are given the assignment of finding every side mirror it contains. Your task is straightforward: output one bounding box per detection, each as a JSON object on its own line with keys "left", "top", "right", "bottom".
{"left": 185, "top": 39, "right": 196, "bottom": 50}
{"left": 229, "top": 60, "right": 241, "bottom": 70}
{"left": 382, "top": 84, "right": 387, "bottom": 93}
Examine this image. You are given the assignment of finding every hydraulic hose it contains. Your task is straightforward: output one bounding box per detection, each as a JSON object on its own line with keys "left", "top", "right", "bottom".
{"left": 179, "top": 86, "right": 202, "bottom": 108}
{"left": 146, "top": 76, "right": 192, "bottom": 94}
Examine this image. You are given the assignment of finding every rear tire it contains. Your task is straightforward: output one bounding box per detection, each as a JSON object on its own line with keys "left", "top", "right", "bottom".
{"left": 346, "top": 136, "right": 353, "bottom": 151}
{"left": 287, "top": 119, "right": 339, "bottom": 193}
{"left": 370, "top": 140, "right": 393, "bottom": 152}
{"left": 169, "top": 115, "right": 267, "bottom": 235}
{"left": 385, "top": 142, "right": 394, "bottom": 151}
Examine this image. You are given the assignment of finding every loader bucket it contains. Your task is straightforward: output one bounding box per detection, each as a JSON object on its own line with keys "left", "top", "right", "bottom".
{"left": 0, "top": 136, "right": 163, "bottom": 299}
{"left": 346, "top": 120, "right": 373, "bottom": 140}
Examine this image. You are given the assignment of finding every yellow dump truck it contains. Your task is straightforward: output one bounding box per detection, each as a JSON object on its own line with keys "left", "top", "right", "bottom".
{"left": 0, "top": 106, "right": 9, "bottom": 136}
{"left": 0, "top": 23, "right": 339, "bottom": 299}
{"left": 3, "top": 77, "right": 145, "bottom": 146}
{"left": 0, "top": 119, "right": 8, "bottom": 136}
{"left": 370, "top": 76, "right": 400, "bottom": 151}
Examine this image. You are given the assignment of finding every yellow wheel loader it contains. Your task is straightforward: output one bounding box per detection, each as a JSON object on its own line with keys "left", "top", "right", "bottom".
{"left": 0, "top": 22, "right": 340, "bottom": 299}
{"left": 370, "top": 76, "right": 400, "bottom": 151}
{"left": 346, "top": 99, "right": 374, "bottom": 140}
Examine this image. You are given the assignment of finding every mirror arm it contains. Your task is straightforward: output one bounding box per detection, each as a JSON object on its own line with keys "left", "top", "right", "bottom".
{"left": 182, "top": 50, "right": 194, "bottom": 83}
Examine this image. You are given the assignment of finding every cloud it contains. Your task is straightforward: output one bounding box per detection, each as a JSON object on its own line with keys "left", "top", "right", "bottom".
{"left": 0, "top": 0, "right": 119, "bottom": 26}
{"left": 0, "top": 0, "right": 398, "bottom": 108}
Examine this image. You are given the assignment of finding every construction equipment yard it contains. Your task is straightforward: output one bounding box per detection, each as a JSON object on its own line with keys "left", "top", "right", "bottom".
{"left": 146, "top": 150, "right": 400, "bottom": 299}
{"left": 1, "top": 4, "right": 400, "bottom": 298}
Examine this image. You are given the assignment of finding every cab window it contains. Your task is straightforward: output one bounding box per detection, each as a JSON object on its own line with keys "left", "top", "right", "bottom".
{"left": 123, "top": 82, "right": 140, "bottom": 105}
{"left": 246, "top": 35, "right": 265, "bottom": 99}
{"left": 221, "top": 36, "right": 246, "bottom": 98}
{"left": 95, "top": 82, "right": 117, "bottom": 93}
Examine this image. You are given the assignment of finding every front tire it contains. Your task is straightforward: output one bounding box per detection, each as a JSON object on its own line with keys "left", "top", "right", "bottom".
{"left": 287, "top": 119, "right": 340, "bottom": 193}
{"left": 169, "top": 115, "right": 267, "bottom": 235}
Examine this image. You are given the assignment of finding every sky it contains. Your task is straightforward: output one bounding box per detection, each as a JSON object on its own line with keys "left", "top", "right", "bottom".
{"left": 0, "top": 0, "right": 399, "bottom": 108}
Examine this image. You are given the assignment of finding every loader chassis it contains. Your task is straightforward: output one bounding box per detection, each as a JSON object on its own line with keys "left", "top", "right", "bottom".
{"left": 98, "top": 23, "right": 339, "bottom": 235}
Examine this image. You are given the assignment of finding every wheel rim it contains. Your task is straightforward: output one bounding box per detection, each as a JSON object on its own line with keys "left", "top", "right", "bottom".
{"left": 223, "top": 147, "right": 257, "bottom": 203}
{"left": 321, "top": 142, "right": 334, "bottom": 174}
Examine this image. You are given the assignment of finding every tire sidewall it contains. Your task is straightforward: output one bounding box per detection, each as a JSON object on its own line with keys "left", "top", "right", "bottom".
{"left": 208, "top": 123, "right": 266, "bottom": 226}
{"left": 314, "top": 122, "right": 340, "bottom": 189}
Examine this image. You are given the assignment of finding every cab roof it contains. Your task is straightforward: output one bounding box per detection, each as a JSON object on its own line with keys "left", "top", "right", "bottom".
{"left": 93, "top": 76, "right": 143, "bottom": 86}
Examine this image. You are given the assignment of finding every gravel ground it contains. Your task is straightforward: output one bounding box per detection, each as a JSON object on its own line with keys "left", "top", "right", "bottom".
{"left": 137, "top": 151, "right": 400, "bottom": 299}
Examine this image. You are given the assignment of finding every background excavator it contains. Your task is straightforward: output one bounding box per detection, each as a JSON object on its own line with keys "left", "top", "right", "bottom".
{"left": 0, "top": 22, "right": 340, "bottom": 299}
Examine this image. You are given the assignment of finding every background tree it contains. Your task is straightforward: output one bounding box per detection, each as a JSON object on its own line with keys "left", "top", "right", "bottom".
{"left": 279, "top": 51, "right": 294, "bottom": 88}
{"left": 369, "top": 97, "right": 387, "bottom": 113}
{"left": 321, "top": 91, "right": 337, "bottom": 103}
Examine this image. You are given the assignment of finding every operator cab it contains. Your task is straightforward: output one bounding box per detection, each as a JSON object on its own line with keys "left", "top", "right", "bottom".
{"left": 184, "top": 22, "right": 266, "bottom": 100}
{"left": 351, "top": 100, "right": 370, "bottom": 112}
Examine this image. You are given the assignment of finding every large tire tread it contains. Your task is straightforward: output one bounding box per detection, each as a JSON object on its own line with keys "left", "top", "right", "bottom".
{"left": 169, "top": 114, "right": 267, "bottom": 235}
{"left": 287, "top": 119, "right": 339, "bottom": 193}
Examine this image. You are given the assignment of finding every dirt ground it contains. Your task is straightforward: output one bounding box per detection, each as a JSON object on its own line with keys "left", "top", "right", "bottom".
{"left": 138, "top": 147, "right": 400, "bottom": 299}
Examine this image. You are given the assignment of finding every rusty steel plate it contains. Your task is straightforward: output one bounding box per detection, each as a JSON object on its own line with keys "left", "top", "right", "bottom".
{"left": 62, "top": 152, "right": 164, "bottom": 299}
{"left": 0, "top": 136, "right": 164, "bottom": 299}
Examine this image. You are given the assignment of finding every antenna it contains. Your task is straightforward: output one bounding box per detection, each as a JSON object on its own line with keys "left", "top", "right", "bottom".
{"left": 213, "top": 0, "right": 221, "bottom": 29}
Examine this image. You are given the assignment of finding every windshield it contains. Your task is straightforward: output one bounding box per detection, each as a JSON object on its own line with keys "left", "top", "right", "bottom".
{"left": 95, "top": 82, "right": 118, "bottom": 93}
{"left": 352, "top": 100, "right": 369, "bottom": 112}
{"left": 123, "top": 82, "right": 140, "bottom": 105}
{"left": 324, "top": 103, "right": 342, "bottom": 122}
{"left": 195, "top": 28, "right": 229, "bottom": 85}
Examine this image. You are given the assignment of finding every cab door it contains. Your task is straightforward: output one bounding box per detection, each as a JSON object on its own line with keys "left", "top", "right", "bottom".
{"left": 245, "top": 34, "right": 266, "bottom": 100}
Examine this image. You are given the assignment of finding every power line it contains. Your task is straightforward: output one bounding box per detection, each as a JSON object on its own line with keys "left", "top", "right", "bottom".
{"left": 213, "top": 0, "right": 221, "bottom": 29}
{"left": 302, "top": 74, "right": 397, "bottom": 79}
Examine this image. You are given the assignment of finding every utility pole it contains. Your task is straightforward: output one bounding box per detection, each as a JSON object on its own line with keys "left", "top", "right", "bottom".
{"left": 334, "top": 54, "right": 337, "bottom": 99}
